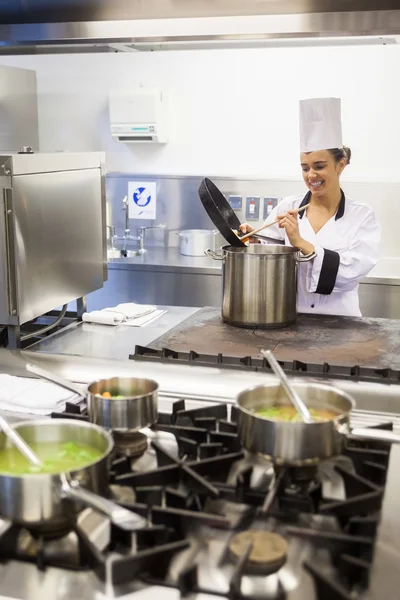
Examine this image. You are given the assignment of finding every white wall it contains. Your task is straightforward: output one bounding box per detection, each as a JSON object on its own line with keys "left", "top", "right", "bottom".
{"left": 0, "top": 44, "right": 399, "bottom": 181}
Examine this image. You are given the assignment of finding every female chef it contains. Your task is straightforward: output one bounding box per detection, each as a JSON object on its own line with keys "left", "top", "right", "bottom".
{"left": 240, "top": 97, "right": 381, "bottom": 317}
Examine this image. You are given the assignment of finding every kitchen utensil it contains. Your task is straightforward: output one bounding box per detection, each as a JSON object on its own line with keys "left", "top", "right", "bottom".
{"left": 236, "top": 381, "right": 400, "bottom": 465}
{"left": 205, "top": 244, "right": 315, "bottom": 329}
{"left": 0, "top": 414, "right": 43, "bottom": 467}
{"left": 179, "top": 229, "right": 217, "bottom": 256}
{"left": 26, "top": 363, "right": 158, "bottom": 432}
{"left": 239, "top": 203, "right": 310, "bottom": 243}
{"left": 198, "top": 178, "right": 284, "bottom": 247}
{"left": 0, "top": 419, "right": 147, "bottom": 530}
{"left": 261, "top": 350, "right": 313, "bottom": 423}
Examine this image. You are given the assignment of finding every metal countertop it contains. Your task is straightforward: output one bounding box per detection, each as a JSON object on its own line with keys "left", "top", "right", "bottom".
{"left": 108, "top": 248, "right": 400, "bottom": 286}
{"left": 108, "top": 247, "right": 220, "bottom": 276}
{"left": 28, "top": 305, "right": 200, "bottom": 361}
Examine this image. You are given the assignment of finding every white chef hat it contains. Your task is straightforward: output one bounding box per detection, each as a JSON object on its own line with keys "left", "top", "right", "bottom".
{"left": 299, "top": 97, "right": 342, "bottom": 153}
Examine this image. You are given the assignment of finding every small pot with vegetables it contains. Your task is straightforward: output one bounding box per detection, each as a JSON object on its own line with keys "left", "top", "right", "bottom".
{"left": 26, "top": 364, "right": 158, "bottom": 432}
{"left": 236, "top": 381, "right": 400, "bottom": 465}
{"left": 0, "top": 419, "right": 146, "bottom": 530}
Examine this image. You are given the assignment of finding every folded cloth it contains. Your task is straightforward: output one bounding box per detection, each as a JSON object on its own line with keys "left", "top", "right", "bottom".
{"left": 82, "top": 310, "right": 125, "bottom": 326}
{"left": 120, "top": 309, "right": 166, "bottom": 327}
{"left": 104, "top": 303, "right": 156, "bottom": 320}
{"left": 0, "top": 374, "right": 82, "bottom": 415}
{"left": 82, "top": 303, "right": 156, "bottom": 326}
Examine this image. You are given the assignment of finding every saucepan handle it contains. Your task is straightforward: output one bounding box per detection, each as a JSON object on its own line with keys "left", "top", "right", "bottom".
{"left": 350, "top": 427, "right": 400, "bottom": 444}
{"left": 296, "top": 251, "right": 317, "bottom": 263}
{"left": 205, "top": 248, "right": 224, "bottom": 261}
{"left": 60, "top": 475, "right": 147, "bottom": 531}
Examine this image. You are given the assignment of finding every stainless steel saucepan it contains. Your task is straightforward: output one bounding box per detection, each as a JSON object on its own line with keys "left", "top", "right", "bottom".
{"left": 236, "top": 381, "right": 400, "bottom": 465}
{"left": 26, "top": 364, "right": 158, "bottom": 432}
{"left": 0, "top": 419, "right": 146, "bottom": 530}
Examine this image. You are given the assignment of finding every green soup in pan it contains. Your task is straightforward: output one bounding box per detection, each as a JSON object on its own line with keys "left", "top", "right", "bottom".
{"left": 0, "top": 441, "right": 103, "bottom": 475}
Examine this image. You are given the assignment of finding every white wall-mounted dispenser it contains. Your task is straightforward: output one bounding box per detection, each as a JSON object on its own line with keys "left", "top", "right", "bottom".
{"left": 109, "top": 88, "right": 167, "bottom": 144}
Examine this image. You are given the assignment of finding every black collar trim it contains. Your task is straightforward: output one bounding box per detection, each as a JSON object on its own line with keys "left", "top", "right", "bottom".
{"left": 298, "top": 189, "right": 346, "bottom": 221}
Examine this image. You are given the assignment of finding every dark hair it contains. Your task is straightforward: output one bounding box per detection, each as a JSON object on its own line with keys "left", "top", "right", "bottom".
{"left": 328, "top": 146, "right": 351, "bottom": 165}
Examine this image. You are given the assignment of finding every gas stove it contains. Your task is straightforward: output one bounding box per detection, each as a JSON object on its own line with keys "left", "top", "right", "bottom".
{"left": 0, "top": 393, "right": 397, "bottom": 600}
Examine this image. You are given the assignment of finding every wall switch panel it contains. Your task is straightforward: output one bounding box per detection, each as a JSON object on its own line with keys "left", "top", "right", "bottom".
{"left": 228, "top": 195, "right": 242, "bottom": 211}
{"left": 263, "top": 197, "right": 278, "bottom": 220}
{"left": 245, "top": 196, "right": 260, "bottom": 221}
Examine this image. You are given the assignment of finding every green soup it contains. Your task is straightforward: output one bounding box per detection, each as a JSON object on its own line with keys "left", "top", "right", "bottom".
{"left": 0, "top": 441, "right": 103, "bottom": 475}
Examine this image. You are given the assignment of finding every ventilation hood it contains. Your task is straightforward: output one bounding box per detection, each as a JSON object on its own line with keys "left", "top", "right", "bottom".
{"left": 0, "top": 1, "right": 400, "bottom": 54}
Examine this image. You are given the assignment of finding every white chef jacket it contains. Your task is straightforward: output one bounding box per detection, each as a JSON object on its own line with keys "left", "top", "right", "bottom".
{"left": 263, "top": 191, "right": 381, "bottom": 317}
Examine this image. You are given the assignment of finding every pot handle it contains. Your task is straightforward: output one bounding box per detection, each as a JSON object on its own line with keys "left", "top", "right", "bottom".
{"left": 60, "top": 476, "right": 147, "bottom": 531}
{"left": 350, "top": 427, "right": 400, "bottom": 444}
{"left": 205, "top": 248, "right": 224, "bottom": 261}
{"left": 296, "top": 251, "right": 317, "bottom": 263}
{"left": 26, "top": 363, "right": 86, "bottom": 399}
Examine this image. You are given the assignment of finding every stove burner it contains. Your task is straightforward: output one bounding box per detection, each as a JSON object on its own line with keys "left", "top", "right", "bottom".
{"left": 112, "top": 431, "right": 148, "bottom": 457}
{"left": 228, "top": 530, "right": 288, "bottom": 575}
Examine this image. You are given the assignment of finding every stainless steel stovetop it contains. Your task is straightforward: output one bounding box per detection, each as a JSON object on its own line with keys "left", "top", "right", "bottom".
{"left": 0, "top": 390, "right": 399, "bottom": 600}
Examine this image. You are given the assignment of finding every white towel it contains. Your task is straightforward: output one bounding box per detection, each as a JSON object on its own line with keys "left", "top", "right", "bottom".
{"left": 120, "top": 309, "right": 166, "bottom": 327}
{"left": 82, "top": 303, "right": 156, "bottom": 326}
{"left": 104, "top": 303, "right": 156, "bottom": 319}
{"left": 0, "top": 374, "right": 82, "bottom": 415}
{"left": 82, "top": 310, "right": 125, "bottom": 326}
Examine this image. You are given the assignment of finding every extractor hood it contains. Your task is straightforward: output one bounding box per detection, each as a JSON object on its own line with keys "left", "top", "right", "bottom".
{"left": 0, "top": 1, "right": 400, "bottom": 54}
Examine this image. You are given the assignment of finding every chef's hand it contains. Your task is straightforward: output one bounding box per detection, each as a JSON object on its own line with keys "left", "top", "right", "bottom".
{"left": 239, "top": 223, "right": 259, "bottom": 244}
{"left": 277, "top": 210, "right": 314, "bottom": 255}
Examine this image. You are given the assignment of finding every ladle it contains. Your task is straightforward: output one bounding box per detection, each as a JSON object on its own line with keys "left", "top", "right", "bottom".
{"left": 261, "top": 350, "right": 313, "bottom": 423}
{"left": 0, "top": 414, "right": 43, "bottom": 467}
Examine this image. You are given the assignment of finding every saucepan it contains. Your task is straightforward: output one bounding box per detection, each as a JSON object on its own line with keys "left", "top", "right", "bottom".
{"left": 26, "top": 364, "right": 158, "bottom": 432}
{"left": 0, "top": 419, "right": 146, "bottom": 530}
{"left": 236, "top": 381, "right": 400, "bottom": 465}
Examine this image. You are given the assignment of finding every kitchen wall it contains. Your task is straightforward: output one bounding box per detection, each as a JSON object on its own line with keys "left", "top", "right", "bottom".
{"left": 0, "top": 45, "right": 399, "bottom": 256}
{"left": 107, "top": 174, "right": 400, "bottom": 257}
{"left": 0, "top": 45, "right": 399, "bottom": 181}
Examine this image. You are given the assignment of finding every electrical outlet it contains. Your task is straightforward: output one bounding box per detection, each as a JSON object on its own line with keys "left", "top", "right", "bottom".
{"left": 228, "top": 195, "right": 242, "bottom": 211}
{"left": 263, "top": 197, "right": 278, "bottom": 220}
{"left": 245, "top": 196, "right": 260, "bottom": 221}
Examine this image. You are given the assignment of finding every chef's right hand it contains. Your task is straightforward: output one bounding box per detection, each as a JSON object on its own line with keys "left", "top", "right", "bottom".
{"left": 239, "top": 224, "right": 259, "bottom": 244}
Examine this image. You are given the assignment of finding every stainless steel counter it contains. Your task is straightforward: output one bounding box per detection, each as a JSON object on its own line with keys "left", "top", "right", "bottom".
{"left": 28, "top": 306, "right": 200, "bottom": 361}
{"left": 109, "top": 247, "right": 220, "bottom": 276}
{"left": 108, "top": 248, "right": 400, "bottom": 286}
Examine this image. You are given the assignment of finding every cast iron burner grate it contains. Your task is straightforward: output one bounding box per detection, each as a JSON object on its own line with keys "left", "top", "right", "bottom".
{"left": 1, "top": 398, "right": 391, "bottom": 600}
{"left": 130, "top": 345, "right": 400, "bottom": 384}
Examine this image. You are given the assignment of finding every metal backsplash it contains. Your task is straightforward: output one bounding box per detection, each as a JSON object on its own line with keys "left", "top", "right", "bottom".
{"left": 106, "top": 173, "right": 400, "bottom": 257}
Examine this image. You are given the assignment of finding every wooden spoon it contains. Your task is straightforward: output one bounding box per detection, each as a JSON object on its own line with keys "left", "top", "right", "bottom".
{"left": 239, "top": 203, "right": 310, "bottom": 243}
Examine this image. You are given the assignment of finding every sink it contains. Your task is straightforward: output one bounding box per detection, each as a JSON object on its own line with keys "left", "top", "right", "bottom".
{"left": 123, "top": 249, "right": 143, "bottom": 258}
{"left": 107, "top": 249, "right": 143, "bottom": 259}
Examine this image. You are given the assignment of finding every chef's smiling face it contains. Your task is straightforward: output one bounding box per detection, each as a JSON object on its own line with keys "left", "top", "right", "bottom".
{"left": 300, "top": 150, "right": 346, "bottom": 197}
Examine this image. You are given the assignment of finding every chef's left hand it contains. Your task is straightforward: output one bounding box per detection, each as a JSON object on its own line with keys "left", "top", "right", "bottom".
{"left": 277, "top": 210, "right": 303, "bottom": 248}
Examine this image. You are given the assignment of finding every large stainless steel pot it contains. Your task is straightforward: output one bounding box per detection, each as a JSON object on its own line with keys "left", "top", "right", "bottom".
{"left": 26, "top": 364, "right": 158, "bottom": 432}
{"left": 0, "top": 419, "right": 146, "bottom": 530}
{"left": 206, "top": 244, "right": 315, "bottom": 329}
{"left": 236, "top": 382, "right": 400, "bottom": 465}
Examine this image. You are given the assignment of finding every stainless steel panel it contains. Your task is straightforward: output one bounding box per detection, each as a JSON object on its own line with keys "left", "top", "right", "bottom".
{"left": 0, "top": 152, "right": 105, "bottom": 176}
{"left": 0, "top": 3, "right": 400, "bottom": 53}
{"left": 0, "top": 65, "right": 38, "bottom": 152}
{"left": 0, "top": 1, "right": 396, "bottom": 21}
{"left": 0, "top": 180, "right": 11, "bottom": 321}
{"left": 10, "top": 167, "right": 104, "bottom": 324}
{"left": 359, "top": 283, "right": 400, "bottom": 319}
{"left": 3, "top": 187, "right": 18, "bottom": 316}
{"left": 86, "top": 269, "right": 221, "bottom": 311}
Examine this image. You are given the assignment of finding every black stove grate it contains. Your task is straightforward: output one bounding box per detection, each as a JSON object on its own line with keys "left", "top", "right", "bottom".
{"left": 131, "top": 345, "right": 400, "bottom": 385}
{"left": 0, "top": 398, "right": 392, "bottom": 600}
